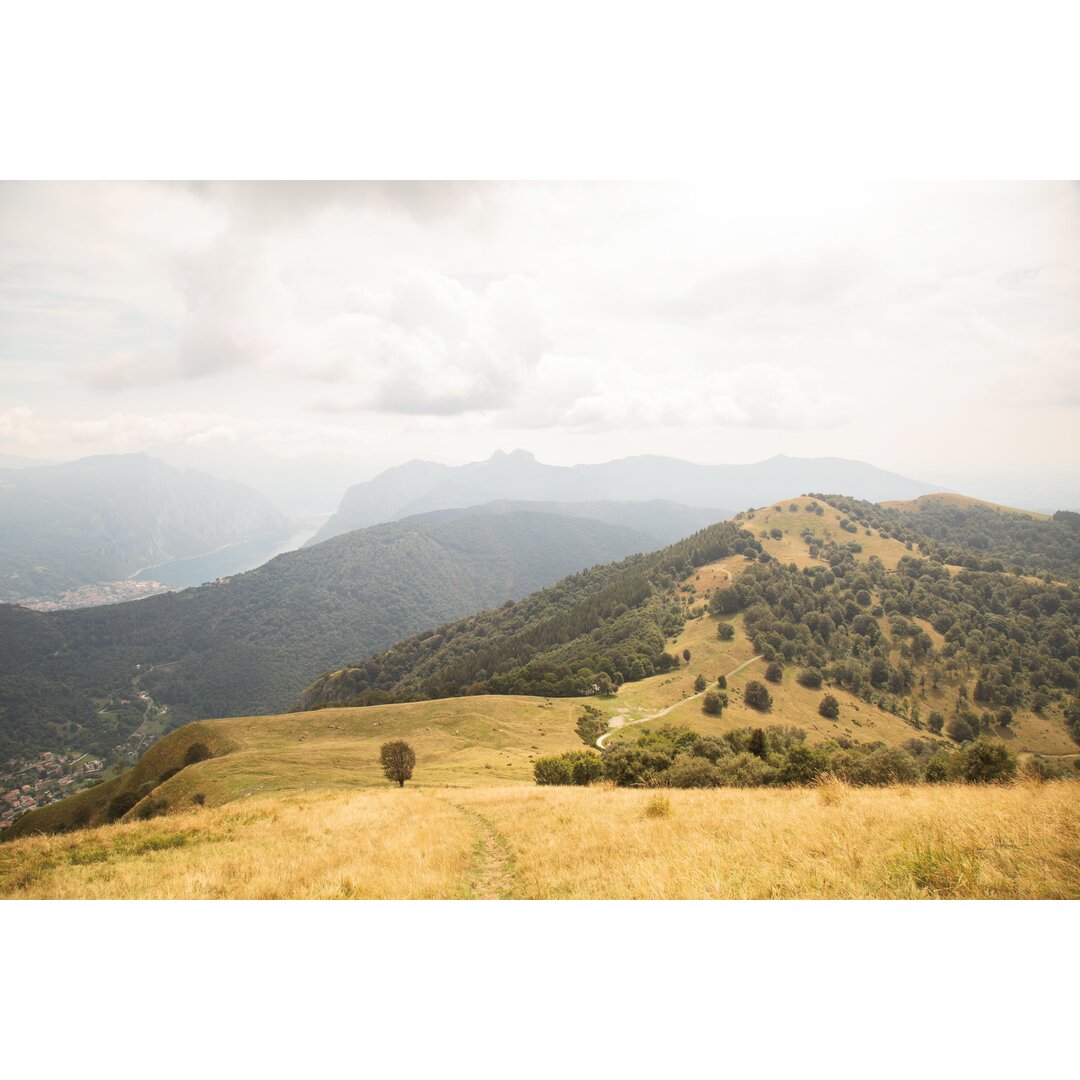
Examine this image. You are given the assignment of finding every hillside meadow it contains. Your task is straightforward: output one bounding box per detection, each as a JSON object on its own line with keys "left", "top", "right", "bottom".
{"left": 2, "top": 780, "right": 1077, "bottom": 899}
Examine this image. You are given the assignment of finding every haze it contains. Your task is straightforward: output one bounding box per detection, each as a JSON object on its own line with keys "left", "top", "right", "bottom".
{"left": 2, "top": 181, "right": 1077, "bottom": 510}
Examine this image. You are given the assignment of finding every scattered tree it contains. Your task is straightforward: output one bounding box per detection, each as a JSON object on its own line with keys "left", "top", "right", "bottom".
{"left": 702, "top": 690, "right": 722, "bottom": 715}
{"left": 380, "top": 740, "right": 416, "bottom": 787}
{"left": 765, "top": 662, "right": 784, "bottom": 684}
{"left": 694, "top": 674, "right": 707, "bottom": 692}
{"left": 745, "top": 680, "right": 773, "bottom": 712}
{"left": 818, "top": 694, "right": 840, "bottom": 719}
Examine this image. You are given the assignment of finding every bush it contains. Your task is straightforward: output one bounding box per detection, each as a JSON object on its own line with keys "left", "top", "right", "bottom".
{"left": 105, "top": 791, "right": 140, "bottom": 822}
{"left": 643, "top": 794, "right": 671, "bottom": 818}
{"left": 694, "top": 674, "right": 707, "bottom": 692}
{"left": 848, "top": 746, "right": 919, "bottom": 786}
{"left": 535, "top": 751, "right": 603, "bottom": 786}
{"left": 183, "top": 742, "right": 212, "bottom": 766}
{"left": 778, "top": 744, "right": 828, "bottom": 785}
{"left": 575, "top": 705, "right": 606, "bottom": 746}
{"left": 717, "top": 623, "right": 735, "bottom": 641}
{"left": 135, "top": 797, "right": 169, "bottom": 820}
{"left": 946, "top": 715, "right": 977, "bottom": 743}
{"left": 664, "top": 757, "right": 722, "bottom": 788}
{"left": 157, "top": 767, "right": 181, "bottom": 785}
{"left": 818, "top": 694, "right": 840, "bottom": 719}
{"left": 796, "top": 669, "right": 823, "bottom": 689}
{"left": 702, "top": 690, "right": 722, "bottom": 715}
{"left": 924, "top": 753, "right": 951, "bottom": 783}
{"left": 191, "top": 792, "right": 206, "bottom": 806}
{"left": 765, "top": 662, "right": 784, "bottom": 683}
{"left": 1023, "top": 755, "right": 1071, "bottom": 781}
{"left": 927, "top": 711, "right": 945, "bottom": 735}
{"left": 570, "top": 753, "right": 603, "bottom": 786}
{"left": 533, "top": 756, "right": 572, "bottom": 785}
{"left": 956, "top": 738, "right": 1017, "bottom": 783}
{"left": 744, "top": 680, "right": 773, "bottom": 711}
{"left": 716, "top": 674, "right": 727, "bottom": 688}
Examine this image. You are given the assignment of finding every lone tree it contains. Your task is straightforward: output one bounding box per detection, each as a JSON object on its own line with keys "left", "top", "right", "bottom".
{"left": 380, "top": 740, "right": 416, "bottom": 787}
{"left": 694, "top": 674, "right": 708, "bottom": 692}
{"left": 744, "top": 680, "right": 773, "bottom": 712}
{"left": 818, "top": 693, "right": 840, "bottom": 719}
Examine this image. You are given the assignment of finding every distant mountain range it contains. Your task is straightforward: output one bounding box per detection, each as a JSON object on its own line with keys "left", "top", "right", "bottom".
{"left": 409, "top": 499, "right": 730, "bottom": 547}
{"left": 0, "top": 509, "right": 660, "bottom": 762}
{"left": 0, "top": 454, "right": 289, "bottom": 602}
{"left": 309, "top": 450, "right": 940, "bottom": 544}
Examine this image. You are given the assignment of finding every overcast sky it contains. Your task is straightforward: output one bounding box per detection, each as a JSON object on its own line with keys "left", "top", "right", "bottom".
{"left": 1, "top": 181, "right": 1077, "bottom": 491}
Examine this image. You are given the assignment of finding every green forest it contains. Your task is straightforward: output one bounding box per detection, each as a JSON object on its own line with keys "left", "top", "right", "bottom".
{"left": 0, "top": 511, "right": 653, "bottom": 761}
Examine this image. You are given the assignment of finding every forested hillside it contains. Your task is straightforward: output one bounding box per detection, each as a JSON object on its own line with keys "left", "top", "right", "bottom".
{"left": 0, "top": 511, "right": 657, "bottom": 761}
{"left": 300, "top": 521, "right": 753, "bottom": 708}
{"left": 823, "top": 493, "right": 1080, "bottom": 579}
{"left": 302, "top": 496, "right": 1080, "bottom": 752}
{"left": 0, "top": 453, "right": 288, "bottom": 601}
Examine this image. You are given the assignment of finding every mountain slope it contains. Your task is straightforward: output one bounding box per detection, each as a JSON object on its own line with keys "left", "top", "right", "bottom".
{"left": 409, "top": 498, "right": 731, "bottom": 546}
{"left": 310, "top": 450, "right": 938, "bottom": 543}
{"left": 0, "top": 453, "right": 289, "bottom": 602}
{"left": 0, "top": 510, "right": 663, "bottom": 763}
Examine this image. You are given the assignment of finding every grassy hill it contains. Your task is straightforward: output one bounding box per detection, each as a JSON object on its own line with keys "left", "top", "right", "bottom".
{"left": 6, "top": 492, "right": 1079, "bottom": 897}
{"left": 0, "top": 510, "right": 659, "bottom": 763}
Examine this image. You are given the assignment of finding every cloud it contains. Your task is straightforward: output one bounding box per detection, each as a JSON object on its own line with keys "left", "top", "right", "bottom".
{"left": 0, "top": 405, "right": 41, "bottom": 445}
{"left": 304, "top": 271, "right": 548, "bottom": 415}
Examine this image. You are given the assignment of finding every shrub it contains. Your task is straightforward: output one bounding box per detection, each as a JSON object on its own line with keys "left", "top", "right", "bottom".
{"left": 744, "top": 680, "right": 772, "bottom": 712}
{"left": 644, "top": 794, "right": 671, "bottom": 818}
{"left": 946, "top": 715, "right": 976, "bottom": 743}
{"left": 105, "top": 791, "right": 140, "bottom": 822}
{"left": 956, "top": 738, "right": 1017, "bottom": 783}
{"left": 713, "top": 752, "right": 778, "bottom": 787}
{"left": 848, "top": 746, "right": 919, "bottom": 786}
{"left": 157, "top": 767, "right": 181, "bottom": 785}
{"left": 1023, "top": 755, "right": 1071, "bottom": 781}
{"left": 716, "top": 674, "right": 727, "bottom": 688}
{"left": 682, "top": 649, "right": 692, "bottom": 662}
{"left": 796, "top": 669, "right": 823, "bottom": 689}
{"left": 135, "top": 797, "right": 169, "bottom": 820}
{"left": 927, "top": 711, "right": 945, "bottom": 735}
{"left": 533, "top": 756, "right": 572, "bottom": 785}
{"left": 694, "top": 674, "right": 707, "bottom": 692}
{"left": 717, "top": 623, "right": 735, "bottom": 641}
{"left": 765, "top": 662, "right": 784, "bottom": 683}
{"left": 570, "top": 753, "right": 603, "bottom": 786}
{"left": 191, "top": 792, "right": 206, "bottom": 806}
{"left": 924, "top": 753, "right": 951, "bottom": 783}
{"left": 702, "top": 690, "right": 722, "bottom": 715}
{"left": 664, "top": 757, "right": 722, "bottom": 788}
{"left": 778, "top": 744, "right": 828, "bottom": 785}
{"left": 575, "top": 704, "right": 606, "bottom": 746}
{"left": 818, "top": 694, "right": 840, "bottom": 719}
{"left": 183, "top": 742, "right": 212, "bottom": 766}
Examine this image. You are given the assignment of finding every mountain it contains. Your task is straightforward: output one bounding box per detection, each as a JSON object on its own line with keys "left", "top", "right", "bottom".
{"left": 409, "top": 498, "right": 731, "bottom": 546}
{"left": 0, "top": 454, "right": 289, "bottom": 602}
{"left": 0, "top": 452, "right": 56, "bottom": 469}
{"left": 309, "top": 450, "right": 939, "bottom": 544}
{"left": 0, "top": 509, "right": 665, "bottom": 763}
{"left": 300, "top": 493, "right": 1080, "bottom": 736}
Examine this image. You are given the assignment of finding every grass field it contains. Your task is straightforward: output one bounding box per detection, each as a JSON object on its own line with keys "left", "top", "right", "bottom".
{"left": 3, "top": 780, "right": 1077, "bottom": 899}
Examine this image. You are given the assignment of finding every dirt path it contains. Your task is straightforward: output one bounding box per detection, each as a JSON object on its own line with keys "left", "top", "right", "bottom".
{"left": 450, "top": 803, "right": 518, "bottom": 899}
{"left": 596, "top": 654, "right": 764, "bottom": 749}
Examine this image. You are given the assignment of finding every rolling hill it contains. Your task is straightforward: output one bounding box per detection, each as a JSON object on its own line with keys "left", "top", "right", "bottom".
{"left": 0, "top": 509, "right": 663, "bottom": 764}
{"left": 310, "top": 450, "right": 939, "bottom": 543}
{"left": 0, "top": 453, "right": 289, "bottom": 602}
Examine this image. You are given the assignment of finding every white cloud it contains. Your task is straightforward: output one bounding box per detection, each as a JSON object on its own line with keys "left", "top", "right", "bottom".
{"left": 1, "top": 181, "right": 1077, "bottom": 477}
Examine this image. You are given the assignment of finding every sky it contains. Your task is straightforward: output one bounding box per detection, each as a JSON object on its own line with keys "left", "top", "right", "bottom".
{"left": 1, "top": 181, "right": 1078, "bottom": 508}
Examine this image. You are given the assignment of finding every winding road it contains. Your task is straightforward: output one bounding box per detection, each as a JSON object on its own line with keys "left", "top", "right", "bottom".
{"left": 596, "top": 654, "right": 764, "bottom": 749}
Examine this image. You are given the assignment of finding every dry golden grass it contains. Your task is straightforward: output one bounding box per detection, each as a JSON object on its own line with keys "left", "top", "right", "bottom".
{"left": 451, "top": 780, "right": 1080, "bottom": 899}
{"left": 750, "top": 497, "right": 915, "bottom": 569}
{"left": 0, "top": 789, "right": 475, "bottom": 899}
{"left": 3, "top": 780, "right": 1076, "bottom": 899}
